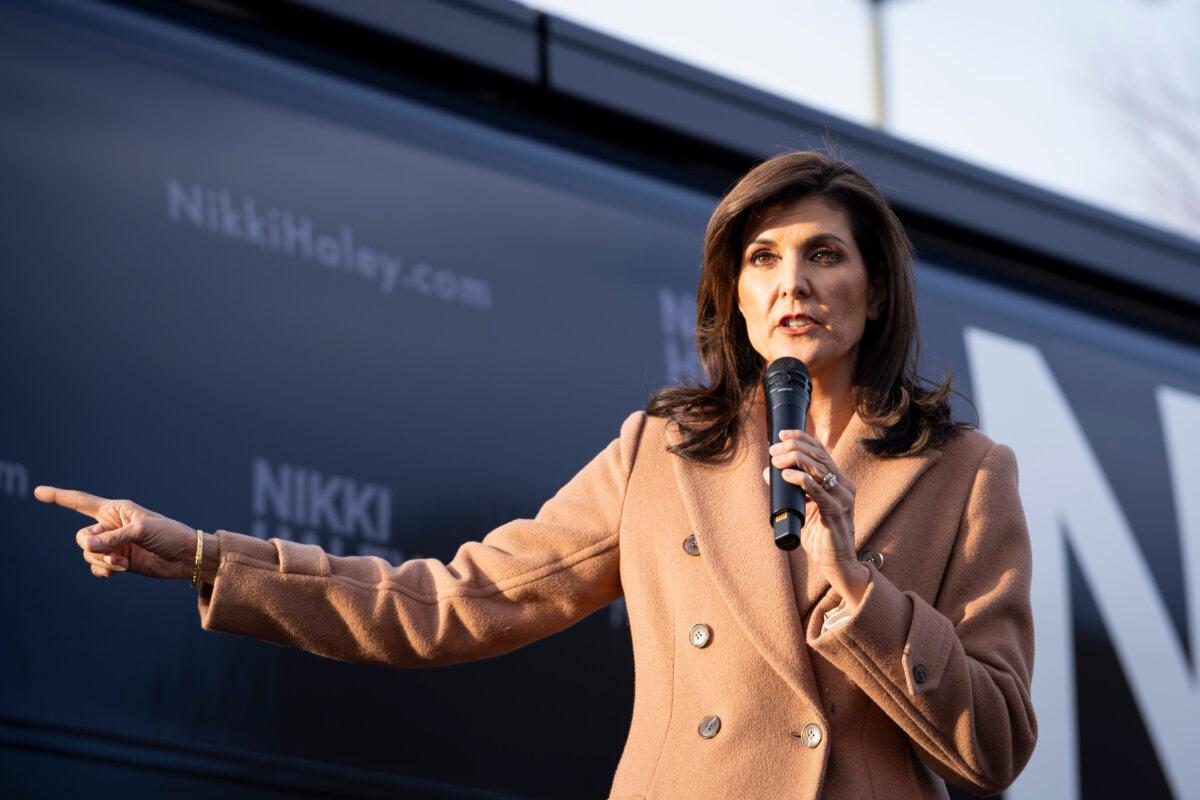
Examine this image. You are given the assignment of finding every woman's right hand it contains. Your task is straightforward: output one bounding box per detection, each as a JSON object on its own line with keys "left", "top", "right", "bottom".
{"left": 34, "top": 485, "right": 199, "bottom": 580}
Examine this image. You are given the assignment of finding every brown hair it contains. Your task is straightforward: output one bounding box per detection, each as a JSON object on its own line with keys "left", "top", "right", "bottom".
{"left": 646, "top": 147, "right": 971, "bottom": 464}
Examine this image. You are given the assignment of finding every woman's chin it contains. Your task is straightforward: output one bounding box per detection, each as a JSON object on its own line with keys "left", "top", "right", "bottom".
{"left": 769, "top": 344, "right": 820, "bottom": 367}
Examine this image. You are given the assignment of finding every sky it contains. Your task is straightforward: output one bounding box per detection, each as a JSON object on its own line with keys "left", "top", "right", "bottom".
{"left": 524, "top": 0, "right": 1200, "bottom": 247}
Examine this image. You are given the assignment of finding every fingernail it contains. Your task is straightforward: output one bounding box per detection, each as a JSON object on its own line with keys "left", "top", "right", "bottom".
{"left": 87, "top": 536, "right": 101, "bottom": 549}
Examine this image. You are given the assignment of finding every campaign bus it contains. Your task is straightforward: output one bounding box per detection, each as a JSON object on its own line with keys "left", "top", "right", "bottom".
{"left": 3, "top": 1, "right": 1198, "bottom": 798}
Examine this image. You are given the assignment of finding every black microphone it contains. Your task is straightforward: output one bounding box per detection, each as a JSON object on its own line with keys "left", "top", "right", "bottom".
{"left": 763, "top": 357, "right": 812, "bottom": 551}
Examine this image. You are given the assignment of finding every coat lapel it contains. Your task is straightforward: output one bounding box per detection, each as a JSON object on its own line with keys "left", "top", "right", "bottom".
{"left": 668, "top": 384, "right": 942, "bottom": 698}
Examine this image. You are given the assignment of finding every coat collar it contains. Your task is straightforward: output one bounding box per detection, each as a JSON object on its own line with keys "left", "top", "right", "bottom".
{"left": 667, "top": 383, "right": 942, "bottom": 699}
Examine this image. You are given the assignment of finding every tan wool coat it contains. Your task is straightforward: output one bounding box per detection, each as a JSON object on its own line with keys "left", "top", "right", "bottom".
{"left": 198, "top": 385, "right": 1038, "bottom": 799}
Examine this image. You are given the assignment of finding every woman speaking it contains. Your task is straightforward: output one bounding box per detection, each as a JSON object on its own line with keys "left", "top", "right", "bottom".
{"left": 37, "top": 150, "right": 1037, "bottom": 799}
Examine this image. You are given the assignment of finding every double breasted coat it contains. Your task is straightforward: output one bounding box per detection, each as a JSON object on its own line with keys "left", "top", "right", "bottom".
{"left": 197, "top": 384, "right": 1037, "bottom": 799}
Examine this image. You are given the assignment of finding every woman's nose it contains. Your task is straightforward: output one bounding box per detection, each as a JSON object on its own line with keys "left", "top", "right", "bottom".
{"left": 778, "top": 256, "right": 812, "bottom": 297}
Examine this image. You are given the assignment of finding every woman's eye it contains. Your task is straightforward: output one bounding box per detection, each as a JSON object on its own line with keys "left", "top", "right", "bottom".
{"left": 749, "top": 248, "right": 840, "bottom": 266}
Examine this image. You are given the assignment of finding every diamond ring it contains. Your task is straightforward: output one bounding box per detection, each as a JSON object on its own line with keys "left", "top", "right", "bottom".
{"left": 821, "top": 472, "right": 838, "bottom": 491}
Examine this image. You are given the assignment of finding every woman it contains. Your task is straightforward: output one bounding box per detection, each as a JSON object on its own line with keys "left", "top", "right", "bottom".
{"left": 37, "top": 150, "right": 1037, "bottom": 799}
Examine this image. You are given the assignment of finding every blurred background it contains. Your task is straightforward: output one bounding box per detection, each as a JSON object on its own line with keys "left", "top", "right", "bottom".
{"left": 537, "top": 0, "right": 1200, "bottom": 244}
{"left": 2, "top": 1, "right": 1198, "bottom": 798}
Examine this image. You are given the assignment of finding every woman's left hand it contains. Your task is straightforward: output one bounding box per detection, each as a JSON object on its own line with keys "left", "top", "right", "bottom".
{"left": 762, "top": 429, "right": 871, "bottom": 608}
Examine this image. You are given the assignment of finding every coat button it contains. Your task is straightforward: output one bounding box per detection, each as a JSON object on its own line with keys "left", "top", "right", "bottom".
{"left": 698, "top": 715, "right": 721, "bottom": 738}
{"left": 913, "top": 664, "right": 928, "bottom": 684}
{"left": 689, "top": 623, "right": 713, "bottom": 648}
{"left": 682, "top": 534, "right": 700, "bottom": 555}
{"left": 799, "top": 722, "right": 822, "bottom": 748}
{"left": 859, "top": 549, "right": 884, "bottom": 569}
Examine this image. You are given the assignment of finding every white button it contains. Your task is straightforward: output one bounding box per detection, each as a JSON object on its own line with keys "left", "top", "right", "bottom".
{"left": 801, "top": 722, "right": 822, "bottom": 748}
{"left": 690, "top": 623, "right": 713, "bottom": 648}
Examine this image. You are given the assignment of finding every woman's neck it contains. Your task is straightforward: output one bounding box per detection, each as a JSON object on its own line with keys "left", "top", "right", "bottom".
{"left": 750, "top": 362, "right": 857, "bottom": 453}
{"left": 807, "top": 370, "right": 855, "bottom": 453}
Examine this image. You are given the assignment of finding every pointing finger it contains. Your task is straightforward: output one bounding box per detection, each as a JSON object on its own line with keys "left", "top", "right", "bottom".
{"left": 34, "top": 485, "right": 108, "bottom": 518}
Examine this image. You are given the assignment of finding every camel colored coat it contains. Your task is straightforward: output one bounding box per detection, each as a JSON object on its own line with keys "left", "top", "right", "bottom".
{"left": 198, "top": 387, "right": 1037, "bottom": 799}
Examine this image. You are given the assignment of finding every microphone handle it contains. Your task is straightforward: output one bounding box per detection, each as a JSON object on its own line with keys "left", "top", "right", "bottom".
{"left": 767, "top": 396, "right": 809, "bottom": 551}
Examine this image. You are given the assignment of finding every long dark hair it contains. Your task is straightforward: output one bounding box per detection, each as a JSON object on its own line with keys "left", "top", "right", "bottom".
{"left": 646, "top": 148, "right": 971, "bottom": 464}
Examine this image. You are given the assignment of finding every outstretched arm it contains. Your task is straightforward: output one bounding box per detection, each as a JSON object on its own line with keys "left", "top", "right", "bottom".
{"left": 805, "top": 442, "right": 1037, "bottom": 797}
{"left": 197, "top": 410, "right": 647, "bottom": 669}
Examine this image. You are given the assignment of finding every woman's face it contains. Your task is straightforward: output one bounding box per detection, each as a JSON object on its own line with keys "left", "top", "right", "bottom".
{"left": 736, "top": 195, "right": 882, "bottom": 382}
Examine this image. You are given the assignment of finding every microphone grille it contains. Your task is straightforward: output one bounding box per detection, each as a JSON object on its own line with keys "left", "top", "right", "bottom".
{"left": 764, "top": 357, "right": 811, "bottom": 393}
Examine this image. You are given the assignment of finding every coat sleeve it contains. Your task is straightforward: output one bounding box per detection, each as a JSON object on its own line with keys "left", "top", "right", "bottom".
{"left": 197, "top": 409, "right": 647, "bottom": 669}
{"left": 806, "top": 441, "right": 1037, "bottom": 797}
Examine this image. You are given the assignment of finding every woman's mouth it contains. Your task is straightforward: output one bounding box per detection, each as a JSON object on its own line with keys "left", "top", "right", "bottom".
{"left": 777, "top": 321, "right": 816, "bottom": 335}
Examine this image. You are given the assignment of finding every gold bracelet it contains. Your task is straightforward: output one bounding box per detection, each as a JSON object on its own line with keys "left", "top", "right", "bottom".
{"left": 191, "top": 528, "right": 204, "bottom": 589}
